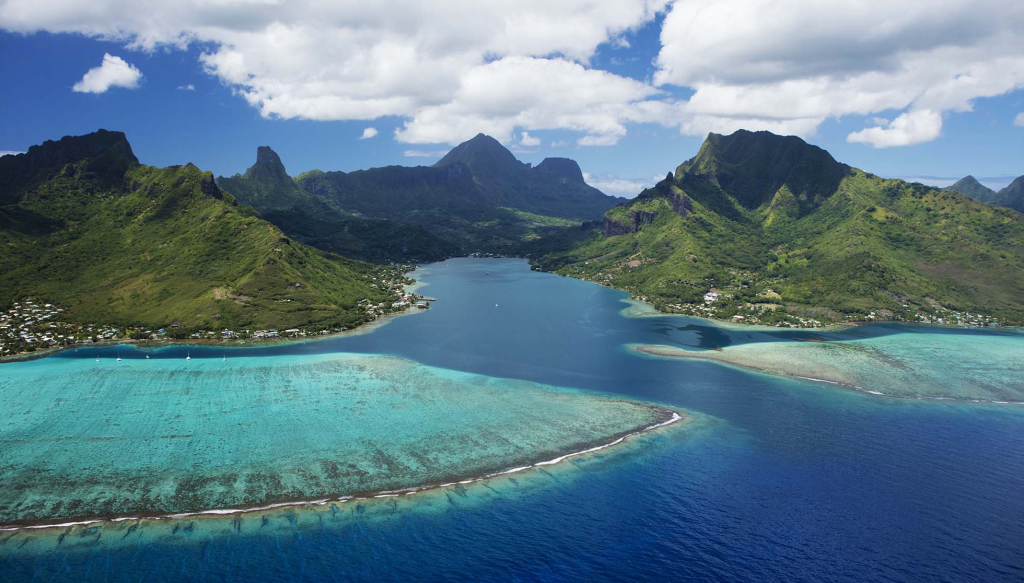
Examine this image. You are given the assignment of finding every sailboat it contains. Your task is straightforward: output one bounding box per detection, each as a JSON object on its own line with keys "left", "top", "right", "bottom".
{"left": 186, "top": 350, "right": 191, "bottom": 361}
{"left": 116, "top": 352, "right": 121, "bottom": 362}
{"left": 222, "top": 353, "right": 226, "bottom": 362}
{"left": 95, "top": 355, "right": 99, "bottom": 362}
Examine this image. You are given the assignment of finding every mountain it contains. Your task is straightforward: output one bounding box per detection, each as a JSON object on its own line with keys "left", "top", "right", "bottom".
{"left": 531, "top": 130, "right": 1024, "bottom": 325}
{"left": 0, "top": 131, "right": 407, "bottom": 332}
{"left": 943, "top": 176, "right": 998, "bottom": 203}
{"left": 219, "top": 148, "right": 458, "bottom": 262}
{"left": 434, "top": 133, "right": 619, "bottom": 220}
{"left": 944, "top": 174, "right": 1024, "bottom": 214}
{"left": 995, "top": 176, "right": 1024, "bottom": 213}
{"left": 218, "top": 136, "right": 613, "bottom": 258}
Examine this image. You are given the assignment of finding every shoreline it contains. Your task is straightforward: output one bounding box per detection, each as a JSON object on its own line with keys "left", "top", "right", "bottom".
{"left": 535, "top": 264, "right": 1023, "bottom": 332}
{"left": 628, "top": 343, "right": 1024, "bottom": 406}
{"left": 0, "top": 303, "right": 426, "bottom": 365}
{"left": 0, "top": 407, "right": 683, "bottom": 531}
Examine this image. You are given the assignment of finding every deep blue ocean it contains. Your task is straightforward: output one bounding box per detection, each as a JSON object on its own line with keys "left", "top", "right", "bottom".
{"left": 4, "top": 257, "right": 1024, "bottom": 582}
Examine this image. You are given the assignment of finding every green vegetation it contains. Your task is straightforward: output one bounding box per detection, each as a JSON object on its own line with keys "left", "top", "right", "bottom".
{"left": 531, "top": 130, "right": 1024, "bottom": 326}
{"left": 217, "top": 135, "right": 616, "bottom": 260}
{"left": 947, "top": 174, "right": 1024, "bottom": 213}
{"left": 0, "top": 131, "right": 410, "bottom": 333}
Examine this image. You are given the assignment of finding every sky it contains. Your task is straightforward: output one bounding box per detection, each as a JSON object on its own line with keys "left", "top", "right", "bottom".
{"left": 1, "top": 0, "right": 1023, "bottom": 197}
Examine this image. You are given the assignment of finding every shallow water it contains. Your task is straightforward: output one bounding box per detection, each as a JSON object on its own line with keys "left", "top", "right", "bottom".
{"left": 2, "top": 258, "right": 1024, "bottom": 582}
{"left": 0, "top": 352, "right": 665, "bottom": 524}
{"left": 630, "top": 329, "right": 1024, "bottom": 401}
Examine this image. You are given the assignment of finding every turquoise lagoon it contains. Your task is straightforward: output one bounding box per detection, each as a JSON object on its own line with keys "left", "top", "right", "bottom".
{"left": 629, "top": 329, "right": 1024, "bottom": 402}
{"left": 2, "top": 258, "right": 1024, "bottom": 582}
{"left": 0, "top": 351, "right": 671, "bottom": 525}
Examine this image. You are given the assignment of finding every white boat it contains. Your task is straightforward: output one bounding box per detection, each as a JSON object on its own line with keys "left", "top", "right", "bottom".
{"left": 117, "top": 353, "right": 121, "bottom": 362}
{"left": 186, "top": 350, "right": 191, "bottom": 361}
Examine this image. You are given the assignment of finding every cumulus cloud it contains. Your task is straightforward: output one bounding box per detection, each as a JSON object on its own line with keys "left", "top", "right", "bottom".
{"left": 71, "top": 53, "right": 142, "bottom": 93}
{"left": 359, "top": 127, "right": 378, "bottom": 139}
{"left": 394, "top": 56, "right": 669, "bottom": 145}
{"left": 177, "top": 83, "right": 194, "bottom": 91}
{"left": 655, "top": 0, "right": 1024, "bottom": 144}
{"left": 5, "top": 0, "right": 1024, "bottom": 148}
{"left": 0, "top": 0, "right": 668, "bottom": 144}
{"left": 847, "top": 109, "right": 943, "bottom": 148}
{"left": 582, "top": 172, "right": 661, "bottom": 198}
{"left": 520, "top": 131, "right": 540, "bottom": 147}
{"left": 1015, "top": 113, "right": 1024, "bottom": 127}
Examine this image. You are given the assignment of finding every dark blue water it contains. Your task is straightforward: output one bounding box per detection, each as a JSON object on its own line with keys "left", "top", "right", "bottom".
{"left": 8, "top": 258, "right": 1024, "bottom": 582}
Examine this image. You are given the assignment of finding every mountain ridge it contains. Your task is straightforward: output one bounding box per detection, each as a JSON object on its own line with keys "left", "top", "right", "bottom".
{"left": 217, "top": 135, "right": 618, "bottom": 260}
{"left": 531, "top": 130, "right": 1024, "bottom": 325}
{"left": 0, "top": 130, "right": 408, "bottom": 332}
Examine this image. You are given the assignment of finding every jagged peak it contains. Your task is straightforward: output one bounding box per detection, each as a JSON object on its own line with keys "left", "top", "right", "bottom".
{"left": 0, "top": 129, "right": 139, "bottom": 205}
{"left": 244, "top": 145, "right": 290, "bottom": 182}
{"left": 6, "top": 129, "right": 138, "bottom": 168}
{"left": 676, "top": 129, "right": 849, "bottom": 211}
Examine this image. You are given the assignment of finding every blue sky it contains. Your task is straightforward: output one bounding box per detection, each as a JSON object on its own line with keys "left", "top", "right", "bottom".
{"left": 2, "top": 1, "right": 1023, "bottom": 196}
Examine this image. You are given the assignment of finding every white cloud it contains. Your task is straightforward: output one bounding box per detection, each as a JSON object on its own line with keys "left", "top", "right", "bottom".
{"left": 520, "top": 131, "right": 540, "bottom": 147}
{"left": 847, "top": 109, "right": 943, "bottom": 148}
{"left": 1015, "top": 112, "right": 1024, "bottom": 127}
{"left": 582, "top": 172, "right": 660, "bottom": 197}
{"left": 0, "top": 150, "right": 23, "bottom": 157}
{"left": 0, "top": 0, "right": 669, "bottom": 145}
{"left": 71, "top": 53, "right": 141, "bottom": 93}
{"left": 177, "top": 83, "right": 194, "bottom": 91}
{"left": 550, "top": 140, "right": 571, "bottom": 148}
{"left": 359, "top": 127, "right": 379, "bottom": 139}
{"left": 655, "top": 0, "right": 1024, "bottom": 145}
{"left": 394, "top": 56, "right": 670, "bottom": 145}
{"left": 403, "top": 149, "right": 448, "bottom": 158}
{"left": 6, "top": 0, "right": 1024, "bottom": 148}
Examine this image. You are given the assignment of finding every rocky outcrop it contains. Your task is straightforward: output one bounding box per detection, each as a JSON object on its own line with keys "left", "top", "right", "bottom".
{"left": 669, "top": 191, "right": 692, "bottom": 217}
{"left": 603, "top": 209, "right": 656, "bottom": 237}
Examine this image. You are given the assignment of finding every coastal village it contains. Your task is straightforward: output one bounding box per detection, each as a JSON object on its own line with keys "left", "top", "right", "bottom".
{"left": 0, "top": 283, "right": 428, "bottom": 357}
{"left": 564, "top": 266, "right": 1010, "bottom": 329}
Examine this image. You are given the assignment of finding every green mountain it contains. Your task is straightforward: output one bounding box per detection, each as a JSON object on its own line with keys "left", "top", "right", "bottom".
{"left": 945, "top": 174, "right": 1024, "bottom": 214}
{"left": 0, "top": 131, "right": 407, "bottom": 332}
{"left": 995, "top": 176, "right": 1024, "bottom": 213}
{"left": 434, "top": 133, "right": 617, "bottom": 220}
{"left": 218, "top": 136, "right": 615, "bottom": 258}
{"left": 943, "top": 175, "right": 997, "bottom": 202}
{"left": 531, "top": 130, "right": 1024, "bottom": 325}
{"left": 219, "top": 148, "right": 458, "bottom": 262}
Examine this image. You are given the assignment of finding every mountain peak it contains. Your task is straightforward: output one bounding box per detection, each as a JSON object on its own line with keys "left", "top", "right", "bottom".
{"left": 533, "top": 158, "right": 584, "bottom": 184}
{"left": 0, "top": 129, "right": 138, "bottom": 205}
{"left": 944, "top": 175, "right": 997, "bottom": 201}
{"left": 433, "top": 133, "right": 521, "bottom": 173}
{"left": 677, "top": 129, "right": 849, "bottom": 211}
{"left": 244, "top": 146, "right": 290, "bottom": 182}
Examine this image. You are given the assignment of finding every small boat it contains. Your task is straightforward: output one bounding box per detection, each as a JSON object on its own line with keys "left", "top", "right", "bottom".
{"left": 117, "top": 353, "right": 122, "bottom": 362}
{"left": 186, "top": 351, "right": 191, "bottom": 361}
{"left": 95, "top": 356, "right": 99, "bottom": 362}
{"left": 145, "top": 355, "right": 150, "bottom": 359}
{"left": 222, "top": 353, "right": 226, "bottom": 362}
